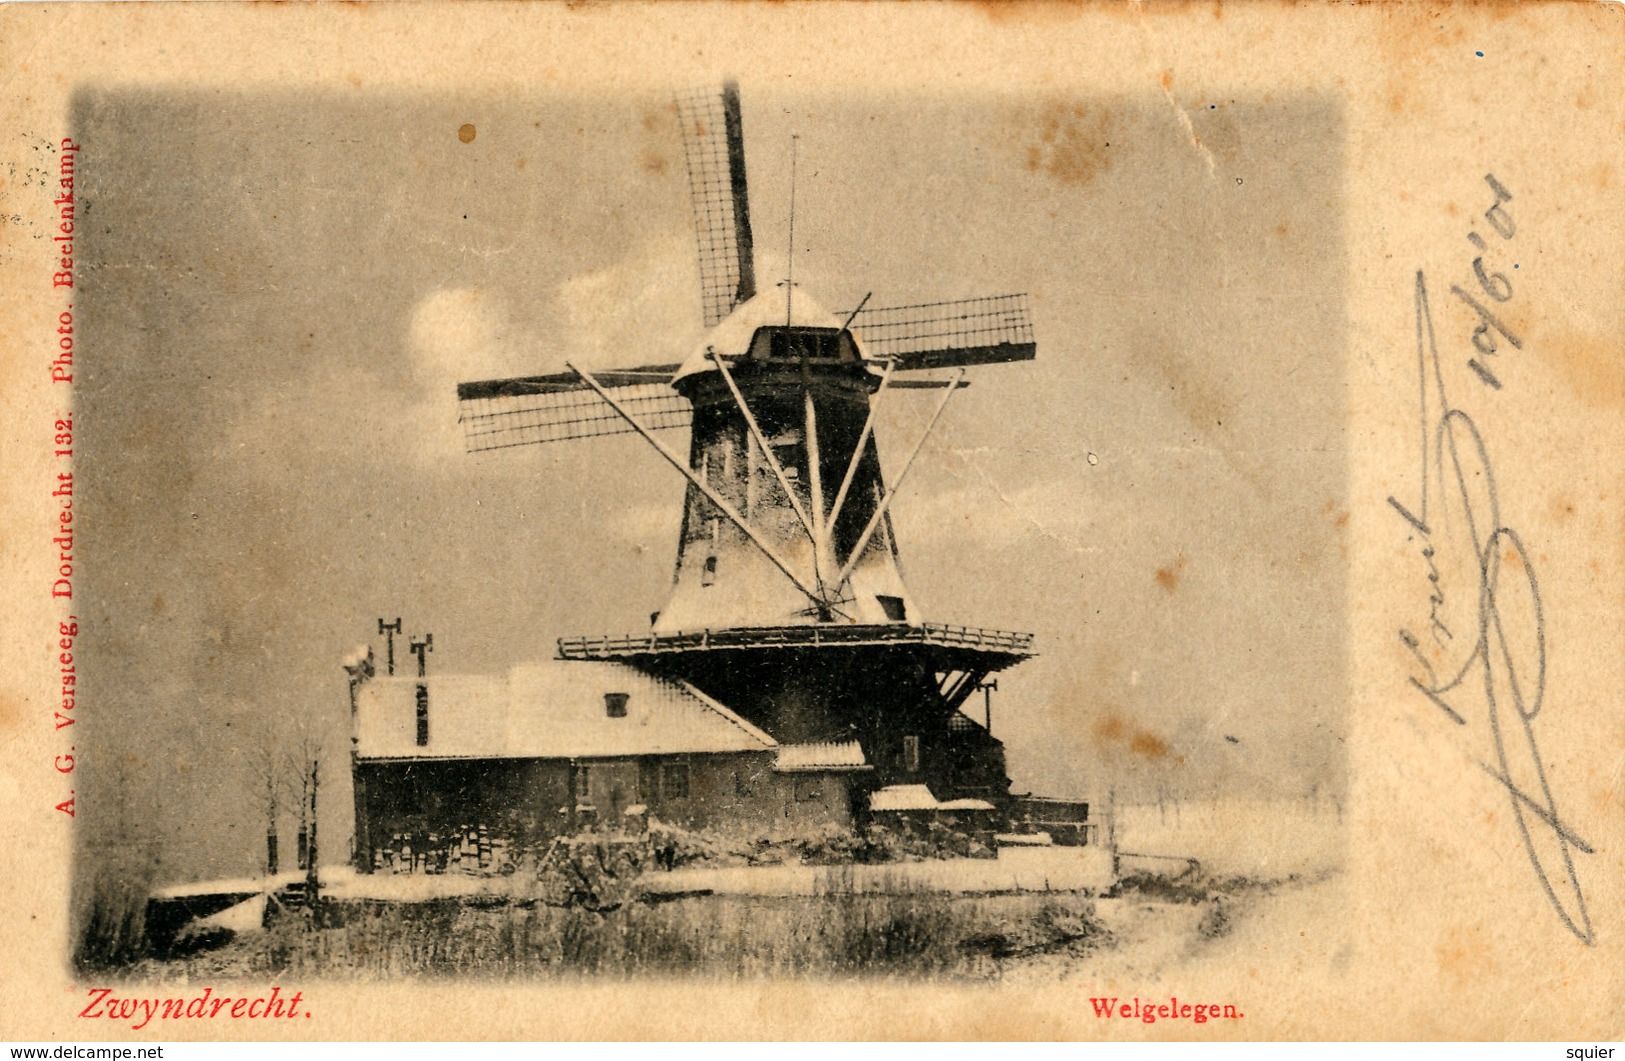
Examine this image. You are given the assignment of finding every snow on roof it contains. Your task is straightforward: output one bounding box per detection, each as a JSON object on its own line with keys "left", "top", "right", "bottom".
{"left": 868, "top": 786, "right": 996, "bottom": 812}
{"left": 938, "top": 798, "right": 997, "bottom": 812}
{"left": 869, "top": 784, "right": 941, "bottom": 812}
{"left": 774, "top": 740, "right": 871, "bottom": 773}
{"left": 671, "top": 288, "right": 873, "bottom": 383}
{"left": 152, "top": 870, "right": 308, "bottom": 900}
{"left": 355, "top": 660, "right": 775, "bottom": 761}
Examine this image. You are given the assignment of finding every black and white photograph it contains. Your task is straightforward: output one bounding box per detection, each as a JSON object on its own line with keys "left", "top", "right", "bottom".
{"left": 2, "top": 2, "right": 1621, "bottom": 1044}
{"left": 68, "top": 74, "right": 1348, "bottom": 986}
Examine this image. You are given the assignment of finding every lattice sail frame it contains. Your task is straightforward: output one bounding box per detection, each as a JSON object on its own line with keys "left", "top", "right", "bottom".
{"left": 455, "top": 293, "right": 1038, "bottom": 451}
{"left": 459, "top": 383, "right": 690, "bottom": 452}
{"left": 844, "top": 294, "right": 1036, "bottom": 370}
{"left": 676, "top": 83, "right": 757, "bottom": 328}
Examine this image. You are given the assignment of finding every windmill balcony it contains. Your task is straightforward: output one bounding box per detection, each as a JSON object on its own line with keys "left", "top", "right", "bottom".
{"left": 557, "top": 622, "right": 1036, "bottom": 660}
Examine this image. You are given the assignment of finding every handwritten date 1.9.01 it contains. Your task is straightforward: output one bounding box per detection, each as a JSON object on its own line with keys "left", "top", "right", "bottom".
{"left": 1387, "top": 175, "right": 1593, "bottom": 946}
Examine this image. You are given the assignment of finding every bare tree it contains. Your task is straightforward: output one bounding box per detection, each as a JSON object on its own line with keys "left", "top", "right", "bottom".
{"left": 283, "top": 711, "right": 333, "bottom": 898}
{"left": 241, "top": 691, "right": 340, "bottom": 894}
{"left": 243, "top": 726, "right": 286, "bottom": 877}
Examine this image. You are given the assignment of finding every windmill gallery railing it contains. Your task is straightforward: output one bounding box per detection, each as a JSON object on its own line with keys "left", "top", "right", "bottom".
{"left": 558, "top": 622, "right": 1036, "bottom": 660}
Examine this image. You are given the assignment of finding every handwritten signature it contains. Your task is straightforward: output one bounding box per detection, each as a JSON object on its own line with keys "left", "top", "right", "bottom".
{"left": 1388, "top": 233, "right": 1593, "bottom": 944}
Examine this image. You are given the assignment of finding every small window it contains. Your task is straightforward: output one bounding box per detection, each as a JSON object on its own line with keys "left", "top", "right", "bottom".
{"left": 702, "top": 555, "right": 718, "bottom": 586}
{"left": 604, "top": 692, "right": 629, "bottom": 718}
{"left": 415, "top": 683, "right": 429, "bottom": 747}
{"left": 877, "top": 595, "right": 907, "bottom": 622}
{"left": 903, "top": 735, "right": 921, "bottom": 774}
{"left": 662, "top": 762, "right": 690, "bottom": 800}
{"left": 574, "top": 765, "right": 592, "bottom": 805}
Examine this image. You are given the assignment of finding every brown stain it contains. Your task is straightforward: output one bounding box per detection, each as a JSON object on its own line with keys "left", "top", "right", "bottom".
{"left": 515, "top": 157, "right": 528, "bottom": 171}
{"left": 1549, "top": 495, "right": 1576, "bottom": 524}
{"left": 1154, "top": 553, "right": 1188, "bottom": 593}
{"left": 1590, "top": 162, "right": 1614, "bottom": 192}
{"left": 0, "top": 692, "right": 21, "bottom": 733}
{"left": 152, "top": 593, "right": 165, "bottom": 615}
{"left": 1158, "top": 69, "right": 1173, "bottom": 91}
{"left": 1129, "top": 731, "right": 1169, "bottom": 759}
{"left": 1373, "top": 5, "right": 1452, "bottom": 117}
{"left": 1544, "top": 328, "right": 1625, "bottom": 408}
{"left": 971, "top": 0, "right": 1210, "bottom": 23}
{"left": 642, "top": 101, "right": 676, "bottom": 134}
{"left": 967, "top": 0, "right": 1091, "bottom": 25}
{"left": 1435, "top": 923, "right": 1496, "bottom": 989}
{"left": 1094, "top": 712, "right": 1175, "bottom": 761}
{"left": 1022, "top": 99, "right": 1117, "bottom": 188}
{"left": 640, "top": 150, "right": 668, "bottom": 176}
{"left": 1129, "top": 330, "right": 1245, "bottom": 476}
{"left": 457, "top": 124, "right": 477, "bottom": 144}
{"left": 346, "top": 73, "right": 362, "bottom": 89}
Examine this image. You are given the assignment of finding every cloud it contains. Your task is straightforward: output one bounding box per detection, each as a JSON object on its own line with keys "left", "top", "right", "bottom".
{"left": 552, "top": 229, "right": 704, "bottom": 372}
{"left": 402, "top": 287, "right": 535, "bottom": 469}
{"left": 409, "top": 287, "right": 535, "bottom": 387}
{"left": 395, "top": 233, "right": 706, "bottom": 470}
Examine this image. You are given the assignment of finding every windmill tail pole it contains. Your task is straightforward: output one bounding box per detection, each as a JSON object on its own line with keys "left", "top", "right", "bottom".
{"left": 566, "top": 362, "right": 825, "bottom": 610}
{"left": 833, "top": 368, "right": 965, "bottom": 588}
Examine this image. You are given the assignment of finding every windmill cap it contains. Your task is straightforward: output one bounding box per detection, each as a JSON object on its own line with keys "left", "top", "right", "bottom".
{"left": 671, "top": 289, "right": 877, "bottom": 384}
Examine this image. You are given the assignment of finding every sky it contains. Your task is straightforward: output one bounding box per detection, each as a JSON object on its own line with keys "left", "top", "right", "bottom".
{"left": 73, "top": 83, "right": 1347, "bottom": 885}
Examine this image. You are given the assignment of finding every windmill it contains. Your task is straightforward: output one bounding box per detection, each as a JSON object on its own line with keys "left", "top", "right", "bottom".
{"left": 454, "top": 83, "right": 1038, "bottom": 799}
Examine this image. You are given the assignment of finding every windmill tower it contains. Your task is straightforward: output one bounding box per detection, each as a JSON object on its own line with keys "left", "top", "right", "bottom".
{"left": 456, "top": 84, "right": 1037, "bottom": 801}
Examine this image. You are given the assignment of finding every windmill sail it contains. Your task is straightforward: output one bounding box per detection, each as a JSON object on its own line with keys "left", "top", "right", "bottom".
{"left": 676, "top": 82, "right": 757, "bottom": 328}
{"left": 457, "top": 366, "right": 689, "bottom": 451}
{"left": 845, "top": 293, "right": 1036, "bottom": 370}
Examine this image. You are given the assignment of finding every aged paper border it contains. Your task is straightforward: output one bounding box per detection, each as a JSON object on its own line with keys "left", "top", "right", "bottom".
{"left": 1, "top": 0, "right": 1622, "bottom": 1041}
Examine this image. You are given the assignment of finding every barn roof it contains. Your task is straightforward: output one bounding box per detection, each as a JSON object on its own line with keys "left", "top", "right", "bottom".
{"left": 869, "top": 784, "right": 941, "bottom": 811}
{"left": 354, "top": 660, "right": 775, "bottom": 762}
{"left": 868, "top": 784, "right": 995, "bottom": 812}
{"left": 774, "top": 740, "right": 871, "bottom": 773}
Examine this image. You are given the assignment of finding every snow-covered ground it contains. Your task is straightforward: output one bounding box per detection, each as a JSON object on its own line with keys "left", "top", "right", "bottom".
{"left": 645, "top": 845, "right": 1116, "bottom": 897}
{"left": 302, "top": 848, "right": 1117, "bottom": 902}
{"left": 1113, "top": 797, "right": 1343, "bottom": 879}
{"left": 160, "top": 797, "right": 1335, "bottom": 913}
{"left": 152, "top": 869, "right": 308, "bottom": 900}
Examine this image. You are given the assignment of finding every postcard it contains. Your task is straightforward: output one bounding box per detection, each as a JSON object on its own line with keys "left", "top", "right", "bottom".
{"left": 0, "top": 1, "right": 1620, "bottom": 1042}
